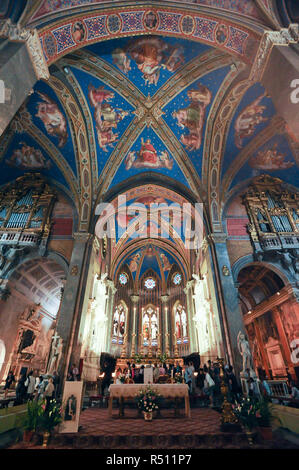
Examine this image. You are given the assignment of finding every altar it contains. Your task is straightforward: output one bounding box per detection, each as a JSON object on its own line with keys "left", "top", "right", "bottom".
{"left": 108, "top": 384, "right": 191, "bottom": 418}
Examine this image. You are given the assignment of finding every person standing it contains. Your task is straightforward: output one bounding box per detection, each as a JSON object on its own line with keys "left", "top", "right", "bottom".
{"left": 184, "top": 363, "right": 193, "bottom": 393}
{"left": 153, "top": 364, "right": 159, "bottom": 383}
{"left": 15, "top": 373, "right": 27, "bottom": 404}
{"left": 204, "top": 370, "right": 215, "bottom": 407}
{"left": 44, "top": 377, "right": 55, "bottom": 411}
{"left": 25, "top": 371, "right": 36, "bottom": 401}
{"left": 4, "top": 370, "right": 15, "bottom": 398}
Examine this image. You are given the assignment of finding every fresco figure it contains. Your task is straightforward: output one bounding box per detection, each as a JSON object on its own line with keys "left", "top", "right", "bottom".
{"left": 125, "top": 139, "right": 173, "bottom": 170}
{"left": 128, "top": 251, "right": 142, "bottom": 272}
{"left": 88, "top": 85, "right": 129, "bottom": 152}
{"left": 172, "top": 84, "right": 212, "bottom": 151}
{"left": 35, "top": 92, "right": 67, "bottom": 147}
{"left": 248, "top": 144, "right": 295, "bottom": 170}
{"left": 6, "top": 143, "right": 51, "bottom": 170}
{"left": 113, "top": 37, "right": 185, "bottom": 86}
{"left": 234, "top": 93, "right": 268, "bottom": 148}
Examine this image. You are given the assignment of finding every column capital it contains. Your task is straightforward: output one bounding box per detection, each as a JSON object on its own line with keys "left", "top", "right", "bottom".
{"left": 160, "top": 295, "right": 169, "bottom": 304}
{"left": 250, "top": 24, "right": 299, "bottom": 82}
{"left": 73, "top": 232, "right": 93, "bottom": 243}
{"left": 0, "top": 19, "right": 49, "bottom": 80}
{"left": 130, "top": 295, "right": 140, "bottom": 303}
{"left": 209, "top": 232, "right": 227, "bottom": 244}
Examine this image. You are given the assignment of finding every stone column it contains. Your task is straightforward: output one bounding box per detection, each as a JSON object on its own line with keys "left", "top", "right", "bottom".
{"left": 104, "top": 280, "right": 117, "bottom": 353}
{"left": 209, "top": 233, "right": 247, "bottom": 377}
{"left": 130, "top": 295, "right": 139, "bottom": 357}
{"left": 161, "top": 295, "right": 170, "bottom": 357}
{"left": 0, "top": 19, "right": 49, "bottom": 137}
{"left": 184, "top": 280, "right": 197, "bottom": 352}
{"left": 55, "top": 232, "right": 93, "bottom": 388}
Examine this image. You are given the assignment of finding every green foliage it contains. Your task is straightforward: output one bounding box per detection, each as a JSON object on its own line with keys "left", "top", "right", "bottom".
{"left": 23, "top": 399, "right": 44, "bottom": 432}
{"left": 256, "top": 398, "right": 276, "bottom": 427}
{"left": 135, "top": 386, "right": 161, "bottom": 413}
{"left": 39, "top": 399, "right": 63, "bottom": 432}
{"left": 232, "top": 397, "right": 259, "bottom": 431}
{"left": 23, "top": 399, "right": 63, "bottom": 433}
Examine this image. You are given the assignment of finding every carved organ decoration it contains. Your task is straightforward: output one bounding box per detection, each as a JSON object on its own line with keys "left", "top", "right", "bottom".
{"left": 243, "top": 175, "right": 299, "bottom": 248}
{"left": 0, "top": 173, "right": 56, "bottom": 276}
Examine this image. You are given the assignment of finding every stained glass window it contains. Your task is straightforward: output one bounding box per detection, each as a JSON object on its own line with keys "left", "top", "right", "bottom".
{"left": 112, "top": 302, "right": 126, "bottom": 344}
{"left": 119, "top": 272, "right": 128, "bottom": 285}
{"left": 174, "top": 304, "right": 188, "bottom": 344}
{"left": 173, "top": 273, "right": 182, "bottom": 285}
{"left": 142, "top": 305, "right": 158, "bottom": 346}
{"left": 144, "top": 277, "right": 156, "bottom": 289}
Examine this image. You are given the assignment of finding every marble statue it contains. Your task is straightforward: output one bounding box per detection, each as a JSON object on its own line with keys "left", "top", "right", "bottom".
{"left": 237, "top": 331, "right": 255, "bottom": 375}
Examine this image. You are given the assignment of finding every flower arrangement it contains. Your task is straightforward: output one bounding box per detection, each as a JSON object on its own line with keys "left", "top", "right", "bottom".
{"left": 133, "top": 354, "right": 143, "bottom": 364}
{"left": 232, "top": 397, "right": 259, "bottom": 431}
{"left": 174, "top": 372, "right": 183, "bottom": 383}
{"left": 136, "top": 386, "right": 160, "bottom": 413}
{"left": 158, "top": 353, "right": 168, "bottom": 364}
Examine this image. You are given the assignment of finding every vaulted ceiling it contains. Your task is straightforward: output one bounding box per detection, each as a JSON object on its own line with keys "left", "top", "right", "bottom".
{"left": 0, "top": 0, "right": 298, "bottom": 236}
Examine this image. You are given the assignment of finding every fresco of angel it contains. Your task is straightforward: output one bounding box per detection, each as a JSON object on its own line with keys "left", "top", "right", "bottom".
{"left": 159, "top": 252, "right": 172, "bottom": 271}
{"left": 35, "top": 92, "right": 67, "bottom": 147}
{"left": 125, "top": 138, "right": 173, "bottom": 170}
{"left": 112, "top": 37, "right": 185, "bottom": 86}
{"left": 88, "top": 84, "right": 129, "bottom": 152}
{"left": 248, "top": 144, "right": 295, "bottom": 170}
{"left": 6, "top": 143, "right": 51, "bottom": 170}
{"left": 234, "top": 93, "right": 268, "bottom": 149}
{"left": 172, "top": 84, "right": 212, "bottom": 151}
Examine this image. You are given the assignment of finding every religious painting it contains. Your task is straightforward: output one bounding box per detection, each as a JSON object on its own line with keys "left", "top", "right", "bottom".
{"left": 125, "top": 138, "right": 173, "bottom": 170}
{"left": 144, "top": 11, "right": 158, "bottom": 30}
{"left": 174, "top": 303, "right": 188, "bottom": 342}
{"left": 88, "top": 84, "right": 129, "bottom": 152}
{"left": 172, "top": 84, "right": 212, "bottom": 151}
{"left": 112, "top": 37, "right": 185, "bottom": 86}
{"left": 234, "top": 93, "right": 268, "bottom": 149}
{"left": 215, "top": 24, "right": 228, "bottom": 44}
{"left": 59, "top": 381, "right": 83, "bottom": 434}
{"left": 6, "top": 143, "right": 52, "bottom": 170}
{"left": 159, "top": 252, "right": 171, "bottom": 271}
{"left": 248, "top": 144, "right": 295, "bottom": 170}
{"left": 126, "top": 251, "right": 142, "bottom": 272}
{"left": 35, "top": 92, "right": 67, "bottom": 148}
{"left": 72, "top": 21, "right": 86, "bottom": 43}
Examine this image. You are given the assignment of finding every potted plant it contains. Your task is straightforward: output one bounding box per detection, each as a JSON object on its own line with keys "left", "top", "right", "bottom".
{"left": 233, "top": 397, "right": 259, "bottom": 444}
{"left": 23, "top": 399, "right": 44, "bottom": 442}
{"left": 256, "top": 398, "right": 275, "bottom": 440}
{"left": 39, "top": 399, "right": 63, "bottom": 447}
{"left": 135, "top": 386, "right": 160, "bottom": 421}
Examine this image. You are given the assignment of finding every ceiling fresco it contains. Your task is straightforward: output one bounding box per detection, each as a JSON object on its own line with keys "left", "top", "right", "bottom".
{"left": 27, "top": 0, "right": 264, "bottom": 25}
{"left": 0, "top": 1, "right": 297, "bottom": 243}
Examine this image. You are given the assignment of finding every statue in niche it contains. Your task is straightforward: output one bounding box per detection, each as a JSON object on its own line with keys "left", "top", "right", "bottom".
{"left": 237, "top": 331, "right": 255, "bottom": 375}
{"left": 47, "top": 334, "right": 63, "bottom": 374}
{"left": 18, "top": 329, "right": 36, "bottom": 353}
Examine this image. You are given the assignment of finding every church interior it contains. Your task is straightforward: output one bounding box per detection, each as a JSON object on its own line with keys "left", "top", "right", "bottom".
{"left": 0, "top": 0, "right": 299, "bottom": 451}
